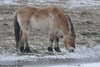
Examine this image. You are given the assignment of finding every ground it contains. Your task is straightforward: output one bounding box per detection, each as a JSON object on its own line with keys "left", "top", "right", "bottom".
{"left": 0, "top": 0, "right": 100, "bottom": 67}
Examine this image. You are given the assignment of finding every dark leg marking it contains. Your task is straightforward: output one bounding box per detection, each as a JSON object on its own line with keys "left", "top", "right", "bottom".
{"left": 56, "top": 37, "right": 59, "bottom": 42}
{"left": 25, "top": 47, "right": 32, "bottom": 53}
{"left": 20, "top": 39, "right": 25, "bottom": 53}
{"left": 20, "top": 46, "right": 24, "bottom": 53}
{"left": 25, "top": 43, "right": 32, "bottom": 53}
{"left": 48, "top": 47, "right": 53, "bottom": 52}
{"left": 69, "top": 49, "right": 74, "bottom": 52}
{"left": 54, "top": 37, "right": 61, "bottom": 52}
{"left": 48, "top": 38, "right": 53, "bottom": 52}
{"left": 54, "top": 47, "right": 61, "bottom": 52}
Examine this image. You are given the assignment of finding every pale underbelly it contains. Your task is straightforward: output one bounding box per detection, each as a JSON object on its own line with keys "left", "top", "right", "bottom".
{"left": 30, "top": 19, "right": 53, "bottom": 34}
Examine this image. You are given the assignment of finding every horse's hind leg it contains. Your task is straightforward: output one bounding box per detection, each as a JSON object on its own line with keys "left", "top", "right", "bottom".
{"left": 54, "top": 37, "right": 61, "bottom": 52}
{"left": 21, "top": 30, "right": 31, "bottom": 53}
{"left": 24, "top": 32, "right": 32, "bottom": 53}
{"left": 19, "top": 31, "right": 25, "bottom": 53}
{"left": 15, "top": 30, "right": 20, "bottom": 52}
{"left": 25, "top": 40, "right": 32, "bottom": 53}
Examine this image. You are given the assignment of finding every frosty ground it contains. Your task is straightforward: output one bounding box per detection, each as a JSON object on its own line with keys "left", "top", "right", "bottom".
{"left": 0, "top": 0, "right": 100, "bottom": 67}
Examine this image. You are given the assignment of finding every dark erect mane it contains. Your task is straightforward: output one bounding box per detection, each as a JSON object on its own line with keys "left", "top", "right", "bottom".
{"left": 67, "top": 15, "right": 76, "bottom": 38}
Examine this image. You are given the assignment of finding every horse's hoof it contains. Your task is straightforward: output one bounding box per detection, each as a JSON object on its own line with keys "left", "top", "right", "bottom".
{"left": 69, "top": 49, "right": 74, "bottom": 52}
{"left": 25, "top": 47, "right": 32, "bottom": 53}
{"left": 20, "top": 46, "right": 25, "bottom": 53}
{"left": 47, "top": 47, "right": 53, "bottom": 52}
{"left": 54, "top": 47, "right": 61, "bottom": 52}
{"left": 26, "top": 49, "right": 32, "bottom": 53}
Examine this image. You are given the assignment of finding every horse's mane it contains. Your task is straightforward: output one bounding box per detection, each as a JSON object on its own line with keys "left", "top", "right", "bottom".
{"left": 67, "top": 15, "right": 76, "bottom": 38}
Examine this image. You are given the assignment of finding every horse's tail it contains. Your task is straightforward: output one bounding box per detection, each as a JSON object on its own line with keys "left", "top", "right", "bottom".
{"left": 14, "top": 14, "right": 20, "bottom": 46}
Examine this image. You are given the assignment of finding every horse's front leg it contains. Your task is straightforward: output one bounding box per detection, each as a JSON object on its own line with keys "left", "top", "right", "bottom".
{"left": 48, "top": 38, "right": 54, "bottom": 52}
{"left": 48, "top": 33, "right": 55, "bottom": 52}
{"left": 54, "top": 37, "right": 61, "bottom": 52}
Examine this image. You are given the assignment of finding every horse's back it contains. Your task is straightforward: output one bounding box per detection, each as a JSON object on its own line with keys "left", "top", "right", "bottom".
{"left": 15, "top": 6, "right": 67, "bottom": 33}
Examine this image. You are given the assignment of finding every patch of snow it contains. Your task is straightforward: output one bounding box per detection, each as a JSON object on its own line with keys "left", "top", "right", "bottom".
{"left": 48, "top": 63, "right": 100, "bottom": 67}
{"left": 82, "top": 63, "right": 100, "bottom": 67}
{"left": 0, "top": 54, "right": 36, "bottom": 61}
{"left": 0, "top": 44, "right": 100, "bottom": 61}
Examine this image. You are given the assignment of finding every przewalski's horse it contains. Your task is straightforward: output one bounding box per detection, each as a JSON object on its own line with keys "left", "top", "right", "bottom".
{"left": 14, "top": 6, "right": 76, "bottom": 53}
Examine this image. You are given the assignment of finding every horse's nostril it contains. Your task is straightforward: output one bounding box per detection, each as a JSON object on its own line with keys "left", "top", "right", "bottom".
{"left": 69, "top": 49, "right": 74, "bottom": 52}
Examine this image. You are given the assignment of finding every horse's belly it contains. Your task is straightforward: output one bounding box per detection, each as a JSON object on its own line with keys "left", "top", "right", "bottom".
{"left": 30, "top": 17, "right": 53, "bottom": 33}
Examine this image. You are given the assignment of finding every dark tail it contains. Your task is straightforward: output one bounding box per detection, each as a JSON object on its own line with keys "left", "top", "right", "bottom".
{"left": 14, "top": 14, "right": 20, "bottom": 49}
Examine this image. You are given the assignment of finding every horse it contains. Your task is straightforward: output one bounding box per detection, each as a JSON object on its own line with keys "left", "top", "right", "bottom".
{"left": 14, "top": 6, "right": 76, "bottom": 53}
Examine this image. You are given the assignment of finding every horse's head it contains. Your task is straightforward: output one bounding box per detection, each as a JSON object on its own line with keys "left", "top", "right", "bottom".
{"left": 67, "top": 37, "right": 76, "bottom": 52}
{"left": 64, "top": 31, "right": 76, "bottom": 52}
{"left": 65, "top": 15, "right": 76, "bottom": 52}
